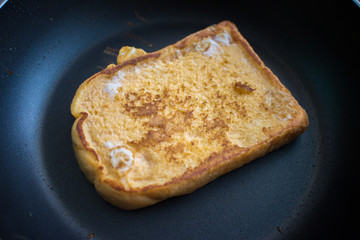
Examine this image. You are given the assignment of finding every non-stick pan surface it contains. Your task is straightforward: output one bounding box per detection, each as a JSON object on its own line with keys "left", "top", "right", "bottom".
{"left": 0, "top": 0, "right": 358, "bottom": 239}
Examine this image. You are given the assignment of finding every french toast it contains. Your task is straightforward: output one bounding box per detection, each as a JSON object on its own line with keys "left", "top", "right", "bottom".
{"left": 71, "top": 20, "right": 309, "bottom": 210}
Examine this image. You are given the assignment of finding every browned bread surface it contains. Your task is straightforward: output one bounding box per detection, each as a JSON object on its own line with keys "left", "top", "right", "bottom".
{"left": 71, "top": 21, "right": 309, "bottom": 210}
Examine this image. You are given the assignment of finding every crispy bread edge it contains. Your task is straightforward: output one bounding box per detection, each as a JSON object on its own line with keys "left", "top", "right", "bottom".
{"left": 71, "top": 112, "right": 100, "bottom": 184}
{"left": 71, "top": 20, "right": 309, "bottom": 210}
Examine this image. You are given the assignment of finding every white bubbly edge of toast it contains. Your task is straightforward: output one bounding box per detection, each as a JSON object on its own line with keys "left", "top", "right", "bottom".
{"left": 71, "top": 20, "right": 309, "bottom": 210}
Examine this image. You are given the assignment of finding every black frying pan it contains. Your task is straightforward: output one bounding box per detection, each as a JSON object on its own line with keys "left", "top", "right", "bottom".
{"left": 0, "top": 0, "right": 358, "bottom": 239}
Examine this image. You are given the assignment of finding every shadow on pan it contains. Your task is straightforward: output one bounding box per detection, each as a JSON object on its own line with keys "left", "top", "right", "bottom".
{"left": 0, "top": 0, "right": 357, "bottom": 239}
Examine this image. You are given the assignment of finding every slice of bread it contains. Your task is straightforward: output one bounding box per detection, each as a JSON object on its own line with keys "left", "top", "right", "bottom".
{"left": 71, "top": 20, "right": 309, "bottom": 210}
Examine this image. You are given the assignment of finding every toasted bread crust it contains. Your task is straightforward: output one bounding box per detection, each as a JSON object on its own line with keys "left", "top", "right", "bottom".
{"left": 102, "top": 52, "right": 162, "bottom": 75}
{"left": 73, "top": 108, "right": 307, "bottom": 209}
{"left": 71, "top": 20, "right": 309, "bottom": 210}
{"left": 75, "top": 112, "right": 99, "bottom": 161}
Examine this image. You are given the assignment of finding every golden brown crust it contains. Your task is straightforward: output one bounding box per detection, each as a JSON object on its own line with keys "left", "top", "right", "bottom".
{"left": 75, "top": 112, "right": 99, "bottom": 161}
{"left": 94, "top": 114, "right": 308, "bottom": 210}
{"left": 71, "top": 115, "right": 100, "bottom": 183}
{"left": 71, "top": 20, "right": 309, "bottom": 210}
{"left": 96, "top": 113, "right": 308, "bottom": 195}
{"left": 102, "top": 52, "right": 161, "bottom": 75}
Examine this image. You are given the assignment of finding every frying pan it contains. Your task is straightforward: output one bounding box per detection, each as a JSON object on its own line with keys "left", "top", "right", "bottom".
{"left": 0, "top": 0, "right": 358, "bottom": 239}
